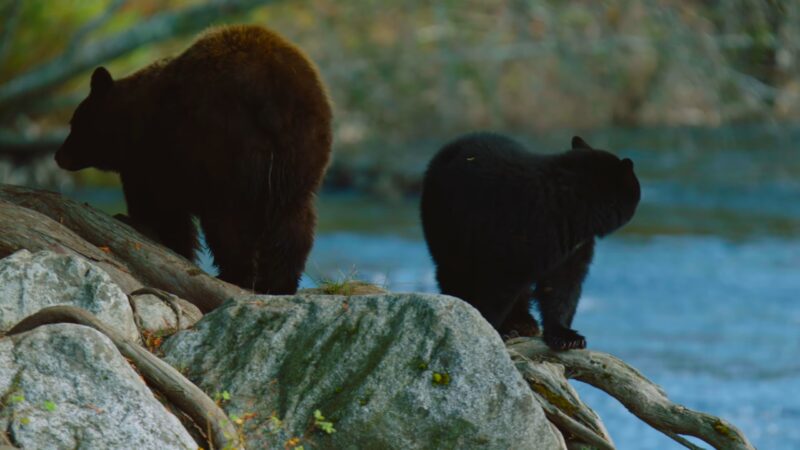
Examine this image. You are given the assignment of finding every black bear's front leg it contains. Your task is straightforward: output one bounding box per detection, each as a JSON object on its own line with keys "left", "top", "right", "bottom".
{"left": 534, "top": 239, "right": 595, "bottom": 350}
{"left": 120, "top": 172, "right": 198, "bottom": 260}
{"left": 498, "top": 288, "right": 540, "bottom": 338}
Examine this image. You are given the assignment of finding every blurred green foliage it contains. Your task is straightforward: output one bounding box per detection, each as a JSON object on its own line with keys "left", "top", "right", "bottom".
{"left": 1, "top": 0, "right": 798, "bottom": 193}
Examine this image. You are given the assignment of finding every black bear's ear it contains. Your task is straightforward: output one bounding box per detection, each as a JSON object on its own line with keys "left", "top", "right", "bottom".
{"left": 571, "top": 136, "right": 593, "bottom": 150}
{"left": 90, "top": 66, "right": 114, "bottom": 95}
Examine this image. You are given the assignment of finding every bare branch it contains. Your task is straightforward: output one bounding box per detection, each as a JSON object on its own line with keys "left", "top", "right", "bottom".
{"left": 0, "top": 0, "right": 22, "bottom": 67}
{"left": 65, "top": 0, "right": 128, "bottom": 54}
{"left": 507, "top": 337, "right": 756, "bottom": 450}
{"left": 0, "top": 0, "right": 273, "bottom": 108}
{"left": 511, "top": 353, "right": 615, "bottom": 450}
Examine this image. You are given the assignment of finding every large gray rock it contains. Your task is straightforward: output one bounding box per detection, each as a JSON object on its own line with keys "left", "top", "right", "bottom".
{"left": 0, "top": 323, "right": 196, "bottom": 449}
{"left": 0, "top": 250, "right": 139, "bottom": 342}
{"left": 163, "top": 294, "right": 564, "bottom": 450}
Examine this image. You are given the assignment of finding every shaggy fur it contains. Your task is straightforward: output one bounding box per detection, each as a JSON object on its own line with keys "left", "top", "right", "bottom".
{"left": 420, "top": 133, "right": 640, "bottom": 350}
{"left": 56, "top": 25, "right": 332, "bottom": 294}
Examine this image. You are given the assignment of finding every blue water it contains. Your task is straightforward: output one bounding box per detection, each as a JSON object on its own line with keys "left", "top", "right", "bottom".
{"left": 296, "top": 232, "right": 800, "bottom": 450}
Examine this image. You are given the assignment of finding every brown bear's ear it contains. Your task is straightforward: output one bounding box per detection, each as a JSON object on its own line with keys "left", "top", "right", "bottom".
{"left": 571, "top": 136, "right": 592, "bottom": 150}
{"left": 90, "top": 67, "right": 114, "bottom": 95}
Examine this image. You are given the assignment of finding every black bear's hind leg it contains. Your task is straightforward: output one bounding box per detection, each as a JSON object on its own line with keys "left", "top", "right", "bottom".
{"left": 498, "top": 289, "right": 540, "bottom": 338}
{"left": 437, "top": 267, "right": 530, "bottom": 336}
{"left": 534, "top": 240, "right": 595, "bottom": 351}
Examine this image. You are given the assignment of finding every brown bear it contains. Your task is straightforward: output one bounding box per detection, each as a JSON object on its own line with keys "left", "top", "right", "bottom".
{"left": 55, "top": 25, "right": 332, "bottom": 296}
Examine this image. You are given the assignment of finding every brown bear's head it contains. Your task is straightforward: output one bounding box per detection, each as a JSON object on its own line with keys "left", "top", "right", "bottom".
{"left": 55, "top": 67, "right": 120, "bottom": 172}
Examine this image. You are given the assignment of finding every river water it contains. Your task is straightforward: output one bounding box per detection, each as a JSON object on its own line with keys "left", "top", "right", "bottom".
{"left": 65, "top": 125, "right": 799, "bottom": 449}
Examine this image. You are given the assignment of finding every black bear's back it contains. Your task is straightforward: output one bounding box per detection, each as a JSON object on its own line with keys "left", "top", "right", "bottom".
{"left": 426, "top": 132, "right": 542, "bottom": 179}
{"left": 421, "top": 133, "right": 557, "bottom": 279}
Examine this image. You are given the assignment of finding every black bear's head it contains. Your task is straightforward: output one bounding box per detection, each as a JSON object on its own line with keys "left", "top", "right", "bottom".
{"left": 55, "top": 67, "right": 120, "bottom": 172}
{"left": 564, "top": 136, "right": 641, "bottom": 236}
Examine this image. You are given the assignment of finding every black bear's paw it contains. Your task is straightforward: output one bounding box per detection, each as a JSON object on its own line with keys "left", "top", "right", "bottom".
{"left": 500, "top": 320, "right": 541, "bottom": 340}
{"left": 543, "top": 327, "right": 586, "bottom": 351}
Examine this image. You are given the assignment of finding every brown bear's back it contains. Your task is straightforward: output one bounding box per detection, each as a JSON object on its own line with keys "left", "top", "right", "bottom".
{"left": 123, "top": 25, "right": 332, "bottom": 205}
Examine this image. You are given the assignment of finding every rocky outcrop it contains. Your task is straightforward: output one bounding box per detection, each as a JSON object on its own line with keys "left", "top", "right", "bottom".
{"left": 162, "top": 294, "right": 565, "bottom": 450}
{"left": 0, "top": 323, "right": 196, "bottom": 449}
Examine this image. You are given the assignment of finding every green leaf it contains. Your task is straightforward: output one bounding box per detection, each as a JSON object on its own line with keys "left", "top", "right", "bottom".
{"left": 44, "top": 400, "right": 56, "bottom": 412}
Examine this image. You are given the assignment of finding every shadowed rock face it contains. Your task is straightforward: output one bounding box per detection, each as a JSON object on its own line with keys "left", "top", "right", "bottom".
{"left": 0, "top": 323, "right": 197, "bottom": 449}
{"left": 163, "top": 294, "right": 564, "bottom": 450}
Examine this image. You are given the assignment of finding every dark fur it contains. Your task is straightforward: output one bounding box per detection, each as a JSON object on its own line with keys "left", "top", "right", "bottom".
{"left": 55, "top": 25, "right": 332, "bottom": 294}
{"left": 420, "top": 133, "right": 640, "bottom": 350}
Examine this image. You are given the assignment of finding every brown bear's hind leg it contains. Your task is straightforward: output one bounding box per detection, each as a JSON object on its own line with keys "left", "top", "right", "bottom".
{"left": 200, "top": 204, "right": 314, "bottom": 294}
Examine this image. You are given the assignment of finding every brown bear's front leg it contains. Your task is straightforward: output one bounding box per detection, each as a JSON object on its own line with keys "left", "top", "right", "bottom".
{"left": 120, "top": 172, "right": 199, "bottom": 261}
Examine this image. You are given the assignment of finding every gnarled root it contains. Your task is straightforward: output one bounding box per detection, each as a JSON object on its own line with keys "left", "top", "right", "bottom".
{"left": 507, "top": 337, "right": 755, "bottom": 450}
{"left": 5, "top": 306, "right": 242, "bottom": 450}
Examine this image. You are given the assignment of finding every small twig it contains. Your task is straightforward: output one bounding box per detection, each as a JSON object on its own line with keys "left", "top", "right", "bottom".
{"left": 129, "top": 286, "right": 184, "bottom": 330}
{"left": 126, "top": 291, "right": 146, "bottom": 342}
{"left": 664, "top": 431, "right": 707, "bottom": 450}
{"left": 6, "top": 305, "right": 241, "bottom": 450}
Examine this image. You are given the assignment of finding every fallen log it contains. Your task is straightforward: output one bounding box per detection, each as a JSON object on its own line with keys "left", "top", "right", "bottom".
{"left": 0, "top": 184, "right": 247, "bottom": 312}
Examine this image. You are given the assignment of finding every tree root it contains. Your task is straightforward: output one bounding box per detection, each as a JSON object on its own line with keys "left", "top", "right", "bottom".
{"left": 507, "top": 337, "right": 755, "bottom": 450}
{"left": 0, "top": 184, "right": 247, "bottom": 312}
{"left": 5, "top": 306, "right": 241, "bottom": 450}
{"left": 511, "top": 354, "right": 614, "bottom": 450}
{"left": 129, "top": 287, "right": 185, "bottom": 331}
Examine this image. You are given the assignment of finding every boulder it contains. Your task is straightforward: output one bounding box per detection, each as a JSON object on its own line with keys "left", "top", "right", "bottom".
{"left": 163, "top": 294, "right": 564, "bottom": 449}
{"left": 0, "top": 250, "right": 138, "bottom": 342}
{"left": 0, "top": 323, "right": 196, "bottom": 449}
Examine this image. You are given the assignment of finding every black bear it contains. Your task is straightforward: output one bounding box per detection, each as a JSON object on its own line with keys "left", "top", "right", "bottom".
{"left": 420, "top": 133, "right": 640, "bottom": 350}
{"left": 55, "top": 25, "right": 332, "bottom": 296}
